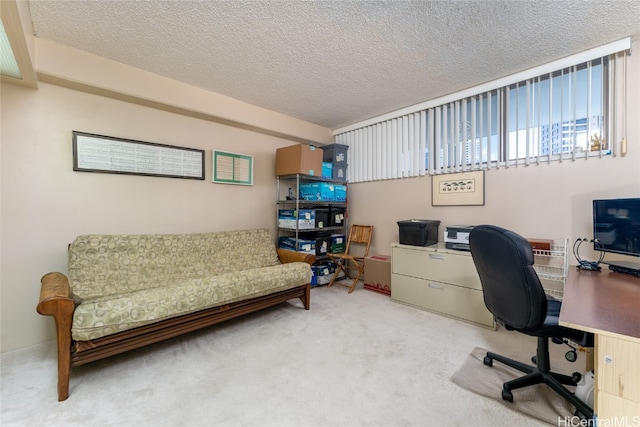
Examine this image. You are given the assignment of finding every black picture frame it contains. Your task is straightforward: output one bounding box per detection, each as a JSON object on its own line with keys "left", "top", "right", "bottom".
{"left": 72, "top": 131, "right": 205, "bottom": 180}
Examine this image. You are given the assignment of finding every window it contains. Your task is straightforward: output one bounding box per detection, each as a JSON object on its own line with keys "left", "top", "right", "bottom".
{"left": 335, "top": 39, "right": 630, "bottom": 183}
{"left": 433, "top": 89, "right": 500, "bottom": 172}
{"left": 504, "top": 59, "right": 606, "bottom": 163}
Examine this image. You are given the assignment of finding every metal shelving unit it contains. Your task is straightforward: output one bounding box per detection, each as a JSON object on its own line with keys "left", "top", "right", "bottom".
{"left": 532, "top": 238, "right": 569, "bottom": 300}
{"left": 276, "top": 174, "right": 348, "bottom": 286}
{"left": 276, "top": 174, "right": 347, "bottom": 255}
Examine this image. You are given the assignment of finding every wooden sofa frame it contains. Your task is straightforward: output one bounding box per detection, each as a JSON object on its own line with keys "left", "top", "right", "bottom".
{"left": 37, "top": 249, "right": 314, "bottom": 401}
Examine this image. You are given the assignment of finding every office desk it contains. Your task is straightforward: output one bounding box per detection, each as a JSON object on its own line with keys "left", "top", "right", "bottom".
{"left": 559, "top": 269, "right": 640, "bottom": 423}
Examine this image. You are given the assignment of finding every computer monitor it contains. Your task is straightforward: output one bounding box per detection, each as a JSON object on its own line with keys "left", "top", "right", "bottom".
{"left": 593, "top": 198, "right": 640, "bottom": 274}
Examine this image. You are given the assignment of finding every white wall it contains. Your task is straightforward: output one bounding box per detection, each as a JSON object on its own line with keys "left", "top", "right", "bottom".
{"left": 348, "top": 39, "right": 640, "bottom": 264}
{"left": 0, "top": 80, "right": 330, "bottom": 352}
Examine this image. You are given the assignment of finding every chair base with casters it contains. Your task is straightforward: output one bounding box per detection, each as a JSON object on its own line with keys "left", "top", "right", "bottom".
{"left": 483, "top": 334, "right": 593, "bottom": 419}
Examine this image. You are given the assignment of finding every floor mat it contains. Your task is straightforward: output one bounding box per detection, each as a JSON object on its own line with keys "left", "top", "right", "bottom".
{"left": 451, "top": 347, "right": 576, "bottom": 426}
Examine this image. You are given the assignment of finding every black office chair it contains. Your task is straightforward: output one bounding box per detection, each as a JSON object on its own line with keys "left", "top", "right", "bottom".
{"left": 469, "top": 225, "right": 594, "bottom": 418}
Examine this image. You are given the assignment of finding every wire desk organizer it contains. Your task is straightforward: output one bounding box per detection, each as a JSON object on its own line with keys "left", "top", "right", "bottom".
{"left": 532, "top": 238, "right": 569, "bottom": 300}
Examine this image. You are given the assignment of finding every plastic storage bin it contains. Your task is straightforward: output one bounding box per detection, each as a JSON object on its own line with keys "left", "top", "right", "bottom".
{"left": 315, "top": 207, "right": 330, "bottom": 228}
{"left": 304, "top": 231, "right": 331, "bottom": 256}
{"left": 397, "top": 219, "right": 441, "bottom": 247}
{"left": 322, "top": 144, "right": 349, "bottom": 164}
{"left": 329, "top": 206, "right": 346, "bottom": 226}
{"left": 332, "top": 164, "right": 347, "bottom": 181}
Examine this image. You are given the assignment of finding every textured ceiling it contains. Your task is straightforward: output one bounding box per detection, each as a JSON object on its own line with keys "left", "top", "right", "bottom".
{"left": 27, "top": 0, "right": 640, "bottom": 130}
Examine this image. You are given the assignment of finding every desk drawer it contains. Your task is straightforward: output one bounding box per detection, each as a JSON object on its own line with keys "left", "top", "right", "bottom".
{"left": 596, "top": 392, "right": 640, "bottom": 425}
{"left": 392, "top": 245, "right": 481, "bottom": 290}
{"left": 391, "top": 274, "right": 493, "bottom": 328}
{"left": 596, "top": 335, "right": 640, "bottom": 403}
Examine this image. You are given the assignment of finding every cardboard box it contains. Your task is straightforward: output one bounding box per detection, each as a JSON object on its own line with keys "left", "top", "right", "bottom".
{"left": 334, "top": 184, "right": 347, "bottom": 202}
{"left": 299, "top": 182, "right": 334, "bottom": 201}
{"left": 364, "top": 254, "right": 391, "bottom": 296}
{"left": 278, "top": 209, "right": 316, "bottom": 230}
{"left": 278, "top": 236, "right": 316, "bottom": 254}
{"left": 313, "top": 263, "right": 334, "bottom": 286}
{"left": 330, "top": 234, "right": 346, "bottom": 253}
{"left": 276, "top": 144, "right": 323, "bottom": 177}
{"left": 322, "top": 162, "right": 333, "bottom": 178}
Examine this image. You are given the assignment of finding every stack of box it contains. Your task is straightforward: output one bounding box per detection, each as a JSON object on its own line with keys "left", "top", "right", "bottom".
{"left": 297, "top": 183, "right": 348, "bottom": 202}
{"left": 297, "top": 182, "right": 348, "bottom": 202}
{"left": 282, "top": 231, "right": 332, "bottom": 256}
{"left": 278, "top": 236, "right": 316, "bottom": 254}
{"left": 278, "top": 209, "right": 316, "bottom": 229}
{"left": 323, "top": 144, "right": 349, "bottom": 182}
{"left": 299, "top": 182, "right": 335, "bottom": 201}
{"left": 312, "top": 260, "right": 337, "bottom": 286}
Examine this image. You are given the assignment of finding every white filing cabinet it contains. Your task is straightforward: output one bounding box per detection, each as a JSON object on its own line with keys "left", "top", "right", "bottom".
{"left": 391, "top": 243, "right": 494, "bottom": 328}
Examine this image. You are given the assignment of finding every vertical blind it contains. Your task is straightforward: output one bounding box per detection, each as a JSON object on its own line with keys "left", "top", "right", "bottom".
{"left": 335, "top": 39, "right": 630, "bottom": 184}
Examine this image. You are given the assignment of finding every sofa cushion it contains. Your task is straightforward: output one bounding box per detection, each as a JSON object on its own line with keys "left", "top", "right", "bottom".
{"left": 69, "top": 229, "right": 281, "bottom": 301}
{"left": 71, "top": 261, "right": 311, "bottom": 341}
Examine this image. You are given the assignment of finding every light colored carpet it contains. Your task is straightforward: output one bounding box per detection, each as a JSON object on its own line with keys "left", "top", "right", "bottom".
{"left": 1, "top": 282, "right": 587, "bottom": 427}
{"left": 451, "top": 347, "right": 576, "bottom": 425}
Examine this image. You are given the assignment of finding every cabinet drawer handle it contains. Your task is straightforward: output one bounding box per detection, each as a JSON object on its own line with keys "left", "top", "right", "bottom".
{"left": 428, "top": 254, "right": 445, "bottom": 260}
{"left": 428, "top": 282, "right": 444, "bottom": 290}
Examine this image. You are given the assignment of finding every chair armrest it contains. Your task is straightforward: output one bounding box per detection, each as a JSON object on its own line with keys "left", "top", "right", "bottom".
{"left": 277, "top": 248, "right": 316, "bottom": 266}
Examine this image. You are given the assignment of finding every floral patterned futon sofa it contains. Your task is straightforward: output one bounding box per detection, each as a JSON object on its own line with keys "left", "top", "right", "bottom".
{"left": 37, "top": 228, "right": 314, "bottom": 401}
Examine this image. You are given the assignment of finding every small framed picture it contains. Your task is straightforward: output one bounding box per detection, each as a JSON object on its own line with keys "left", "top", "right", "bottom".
{"left": 212, "top": 150, "right": 253, "bottom": 186}
{"left": 432, "top": 170, "right": 485, "bottom": 206}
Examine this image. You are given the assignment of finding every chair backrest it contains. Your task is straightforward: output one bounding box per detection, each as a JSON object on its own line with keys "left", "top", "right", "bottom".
{"left": 469, "top": 225, "right": 548, "bottom": 331}
{"left": 344, "top": 225, "right": 373, "bottom": 257}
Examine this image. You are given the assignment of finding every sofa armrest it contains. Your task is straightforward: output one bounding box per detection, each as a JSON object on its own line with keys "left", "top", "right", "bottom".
{"left": 37, "top": 272, "right": 76, "bottom": 401}
{"left": 277, "top": 248, "right": 316, "bottom": 266}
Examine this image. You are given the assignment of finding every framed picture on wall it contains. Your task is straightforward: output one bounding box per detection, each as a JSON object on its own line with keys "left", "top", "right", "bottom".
{"left": 212, "top": 150, "right": 254, "bottom": 186}
{"left": 72, "top": 131, "right": 205, "bottom": 180}
{"left": 432, "top": 170, "right": 485, "bottom": 206}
